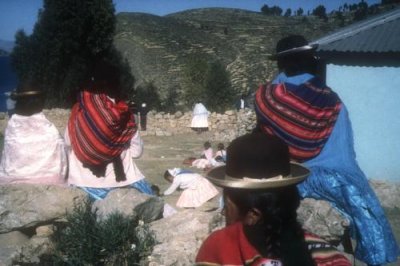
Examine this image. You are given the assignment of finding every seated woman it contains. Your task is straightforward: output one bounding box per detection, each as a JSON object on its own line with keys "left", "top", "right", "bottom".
{"left": 196, "top": 132, "right": 351, "bottom": 266}
{"left": 0, "top": 80, "right": 67, "bottom": 184}
{"left": 65, "top": 58, "right": 153, "bottom": 200}
{"left": 163, "top": 168, "right": 219, "bottom": 208}
{"left": 191, "top": 141, "right": 214, "bottom": 169}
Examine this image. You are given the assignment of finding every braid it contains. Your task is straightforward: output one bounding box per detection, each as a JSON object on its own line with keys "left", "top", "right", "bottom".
{"left": 226, "top": 186, "right": 315, "bottom": 266}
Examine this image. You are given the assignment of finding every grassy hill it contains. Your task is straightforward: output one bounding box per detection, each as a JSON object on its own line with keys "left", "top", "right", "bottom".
{"left": 114, "top": 8, "right": 343, "bottom": 101}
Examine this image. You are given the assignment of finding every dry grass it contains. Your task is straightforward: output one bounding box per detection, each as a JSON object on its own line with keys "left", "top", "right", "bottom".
{"left": 137, "top": 131, "right": 225, "bottom": 210}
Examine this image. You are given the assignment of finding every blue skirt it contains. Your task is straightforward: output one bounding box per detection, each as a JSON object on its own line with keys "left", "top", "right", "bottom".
{"left": 79, "top": 179, "right": 154, "bottom": 201}
{"left": 298, "top": 167, "right": 399, "bottom": 265}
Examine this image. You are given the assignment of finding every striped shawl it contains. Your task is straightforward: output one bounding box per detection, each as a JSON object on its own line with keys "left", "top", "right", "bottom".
{"left": 255, "top": 78, "right": 341, "bottom": 161}
{"left": 68, "top": 91, "right": 136, "bottom": 179}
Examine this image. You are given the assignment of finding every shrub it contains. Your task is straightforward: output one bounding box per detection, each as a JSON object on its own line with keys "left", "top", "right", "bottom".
{"left": 182, "top": 56, "right": 234, "bottom": 112}
{"left": 51, "top": 199, "right": 156, "bottom": 265}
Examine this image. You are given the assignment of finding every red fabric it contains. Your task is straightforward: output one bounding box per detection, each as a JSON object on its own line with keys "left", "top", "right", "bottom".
{"left": 67, "top": 91, "right": 136, "bottom": 166}
{"left": 195, "top": 222, "right": 351, "bottom": 266}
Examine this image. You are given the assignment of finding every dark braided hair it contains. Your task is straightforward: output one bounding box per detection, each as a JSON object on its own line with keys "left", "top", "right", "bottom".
{"left": 225, "top": 185, "right": 315, "bottom": 266}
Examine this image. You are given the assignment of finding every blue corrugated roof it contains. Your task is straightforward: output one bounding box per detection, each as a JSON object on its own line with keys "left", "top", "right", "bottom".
{"left": 312, "top": 7, "right": 400, "bottom": 53}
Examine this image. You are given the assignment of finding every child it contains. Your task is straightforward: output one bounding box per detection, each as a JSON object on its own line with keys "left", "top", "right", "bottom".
{"left": 163, "top": 168, "right": 219, "bottom": 208}
{"left": 214, "top": 143, "right": 226, "bottom": 163}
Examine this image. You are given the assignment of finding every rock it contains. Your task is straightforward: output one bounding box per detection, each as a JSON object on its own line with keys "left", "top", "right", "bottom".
{"left": 93, "top": 188, "right": 162, "bottom": 222}
{"left": 297, "top": 198, "right": 349, "bottom": 243}
{"left": 370, "top": 180, "right": 400, "bottom": 209}
{"left": 148, "top": 209, "right": 218, "bottom": 265}
{"left": 133, "top": 197, "right": 164, "bottom": 223}
{"left": 0, "top": 184, "right": 87, "bottom": 233}
{"left": 174, "top": 111, "right": 183, "bottom": 118}
{"left": 0, "top": 231, "right": 29, "bottom": 265}
{"left": 35, "top": 225, "right": 54, "bottom": 237}
{"left": 10, "top": 236, "right": 53, "bottom": 266}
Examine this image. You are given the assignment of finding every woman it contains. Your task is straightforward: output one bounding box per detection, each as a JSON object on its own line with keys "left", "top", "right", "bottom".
{"left": 196, "top": 132, "right": 350, "bottom": 266}
{"left": 163, "top": 168, "right": 219, "bottom": 208}
{"left": 0, "top": 80, "right": 67, "bottom": 184}
{"left": 65, "top": 58, "right": 153, "bottom": 200}
{"left": 191, "top": 141, "right": 214, "bottom": 169}
{"left": 190, "top": 102, "right": 209, "bottom": 133}
{"left": 254, "top": 35, "right": 399, "bottom": 265}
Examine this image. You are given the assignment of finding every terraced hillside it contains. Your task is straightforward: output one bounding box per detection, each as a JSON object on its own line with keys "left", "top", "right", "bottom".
{"left": 114, "top": 8, "right": 342, "bottom": 101}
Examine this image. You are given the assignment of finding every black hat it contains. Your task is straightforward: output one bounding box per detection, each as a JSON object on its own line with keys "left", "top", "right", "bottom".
{"left": 269, "top": 35, "right": 318, "bottom": 60}
{"left": 206, "top": 132, "right": 309, "bottom": 189}
{"left": 10, "top": 90, "right": 43, "bottom": 101}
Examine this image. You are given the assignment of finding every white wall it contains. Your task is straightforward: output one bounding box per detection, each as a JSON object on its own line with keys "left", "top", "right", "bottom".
{"left": 327, "top": 64, "right": 400, "bottom": 182}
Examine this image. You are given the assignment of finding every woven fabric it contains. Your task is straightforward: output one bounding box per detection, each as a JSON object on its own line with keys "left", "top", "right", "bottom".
{"left": 67, "top": 91, "right": 136, "bottom": 167}
{"left": 196, "top": 222, "right": 351, "bottom": 266}
{"left": 255, "top": 78, "right": 341, "bottom": 161}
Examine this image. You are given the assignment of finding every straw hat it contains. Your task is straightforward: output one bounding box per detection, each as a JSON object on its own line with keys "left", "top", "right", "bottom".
{"left": 206, "top": 132, "right": 309, "bottom": 189}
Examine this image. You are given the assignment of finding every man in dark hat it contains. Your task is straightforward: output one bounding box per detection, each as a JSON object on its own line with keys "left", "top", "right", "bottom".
{"left": 254, "top": 35, "right": 399, "bottom": 265}
{"left": 196, "top": 132, "right": 351, "bottom": 266}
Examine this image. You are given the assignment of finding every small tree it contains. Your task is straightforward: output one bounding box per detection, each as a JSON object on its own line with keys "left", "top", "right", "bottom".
{"left": 182, "top": 55, "right": 209, "bottom": 107}
{"left": 203, "top": 61, "right": 233, "bottom": 113}
{"left": 261, "top": 4, "right": 270, "bottom": 14}
{"left": 11, "top": 0, "right": 133, "bottom": 107}
{"left": 353, "top": 1, "right": 369, "bottom": 21}
{"left": 296, "top": 8, "right": 304, "bottom": 16}
{"left": 161, "top": 86, "right": 180, "bottom": 113}
{"left": 182, "top": 56, "right": 233, "bottom": 112}
{"left": 312, "top": 5, "right": 327, "bottom": 19}
{"left": 284, "top": 8, "right": 292, "bottom": 17}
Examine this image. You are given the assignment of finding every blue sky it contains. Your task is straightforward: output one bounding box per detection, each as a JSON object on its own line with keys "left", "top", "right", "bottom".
{"left": 0, "top": 0, "right": 380, "bottom": 41}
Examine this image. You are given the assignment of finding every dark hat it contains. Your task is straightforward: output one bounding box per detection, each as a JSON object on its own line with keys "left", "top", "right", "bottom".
{"left": 206, "top": 132, "right": 309, "bottom": 189}
{"left": 10, "top": 90, "right": 44, "bottom": 100}
{"left": 269, "top": 35, "right": 318, "bottom": 60}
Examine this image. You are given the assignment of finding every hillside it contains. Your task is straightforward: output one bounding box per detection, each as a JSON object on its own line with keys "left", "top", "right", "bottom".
{"left": 114, "top": 8, "right": 343, "bottom": 101}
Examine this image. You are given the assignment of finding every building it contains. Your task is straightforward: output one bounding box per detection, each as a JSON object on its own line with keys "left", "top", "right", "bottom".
{"left": 313, "top": 7, "right": 400, "bottom": 181}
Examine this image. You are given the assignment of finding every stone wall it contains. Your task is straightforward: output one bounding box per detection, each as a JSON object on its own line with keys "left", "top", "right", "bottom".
{"left": 0, "top": 108, "right": 257, "bottom": 142}
{"left": 142, "top": 108, "right": 256, "bottom": 141}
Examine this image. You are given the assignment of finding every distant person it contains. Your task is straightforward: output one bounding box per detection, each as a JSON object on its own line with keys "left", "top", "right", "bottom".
{"left": 163, "top": 168, "right": 219, "bottom": 208}
{"left": 254, "top": 34, "right": 399, "bottom": 265}
{"left": 190, "top": 102, "right": 209, "bottom": 133}
{"left": 0, "top": 80, "right": 67, "bottom": 184}
{"left": 235, "top": 94, "right": 248, "bottom": 110}
{"left": 65, "top": 58, "right": 153, "bottom": 200}
{"left": 4, "top": 91, "right": 16, "bottom": 117}
{"left": 191, "top": 141, "right": 214, "bottom": 169}
{"left": 128, "top": 100, "right": 139, "bottom": 125}
{"left": 139, "top": 102, "right": 148, "bottom": 131}
{"left": 196, "top": 132, "right": 351, "bottom": 266}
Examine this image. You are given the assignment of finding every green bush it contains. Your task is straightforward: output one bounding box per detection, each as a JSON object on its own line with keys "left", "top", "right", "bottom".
{"left": 182, "top": 56, "right": 234, "bottom": 112}
{"left": 51, "top": 199, "right": 156, "bottom": 265}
